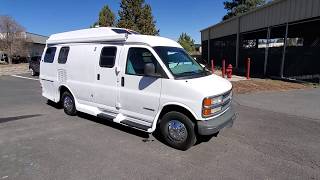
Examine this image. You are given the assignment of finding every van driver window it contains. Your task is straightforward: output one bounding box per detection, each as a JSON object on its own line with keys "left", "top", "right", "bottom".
{"left": 44, "top": 47, "right": 57, "bottom": 63}
{"left": 126, "top": 47, "right": 159, "bottom": 76}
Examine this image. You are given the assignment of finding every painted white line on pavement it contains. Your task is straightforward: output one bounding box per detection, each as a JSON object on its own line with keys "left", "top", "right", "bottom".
{"left": 11, "top": 75, "right": 39, "bottom": 81}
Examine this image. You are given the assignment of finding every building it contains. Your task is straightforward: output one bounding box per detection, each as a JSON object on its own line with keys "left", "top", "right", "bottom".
{"left": 25, "top": 32, "right": 48, "bottom": 56}
{"left": 201, "top": 0, "right": 320, "bottom": 82}
{"left": 0, "top": 32, "right": 48, "bottom": 57}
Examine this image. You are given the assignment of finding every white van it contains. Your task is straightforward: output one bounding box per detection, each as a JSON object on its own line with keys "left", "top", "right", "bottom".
{"left": 40, "top": 27, "right": 235, "bottom": 150}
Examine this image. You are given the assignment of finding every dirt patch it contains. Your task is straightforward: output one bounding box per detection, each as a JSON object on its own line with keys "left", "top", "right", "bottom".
{"left": 232, "top": 79, "right": 313, "bottom": 94}
{"left": 0, "top": 63, "right": 29, "bottom": 76}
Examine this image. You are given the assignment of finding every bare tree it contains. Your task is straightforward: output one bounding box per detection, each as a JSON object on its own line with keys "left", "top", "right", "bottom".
{"left": 0, "top": 15, "right": 27, "bottom": 64}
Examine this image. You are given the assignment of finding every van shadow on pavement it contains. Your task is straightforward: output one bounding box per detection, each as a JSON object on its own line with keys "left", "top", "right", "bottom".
{"left": 46, "top": 100, "right": 216, "bottom": 147}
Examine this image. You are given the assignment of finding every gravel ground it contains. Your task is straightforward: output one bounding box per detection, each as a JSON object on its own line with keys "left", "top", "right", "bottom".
{"left": 0, "top": 64, "right": 29, "bottom": 76}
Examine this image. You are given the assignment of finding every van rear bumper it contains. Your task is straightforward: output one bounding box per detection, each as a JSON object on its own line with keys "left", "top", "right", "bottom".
{"left": 197, "top": 106, "right": 236, "bottom": 136}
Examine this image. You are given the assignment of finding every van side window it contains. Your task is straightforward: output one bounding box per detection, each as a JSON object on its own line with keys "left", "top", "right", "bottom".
{"left": 58, "top": 47, "right": 70, "bottom": 64}
{"left": 126, "top": 47, "right": 160, "bottom": 76}
{"left": 44, "top": 47, "right": 57, "bottom": 63}
{"left": 100, "top": 47, "right": 117, "bottom": 68}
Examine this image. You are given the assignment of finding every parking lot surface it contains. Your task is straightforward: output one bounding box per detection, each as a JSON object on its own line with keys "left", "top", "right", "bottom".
{"left": 0, "top": 74, "right": 320, "bottom": 180}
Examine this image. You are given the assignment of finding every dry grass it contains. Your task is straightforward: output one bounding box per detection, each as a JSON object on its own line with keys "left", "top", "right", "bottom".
{"left": 0, "top": 63, "right": 29, "bottom": 76}
{"left": 232, "top": 78, "right": 313, "bottom": 94}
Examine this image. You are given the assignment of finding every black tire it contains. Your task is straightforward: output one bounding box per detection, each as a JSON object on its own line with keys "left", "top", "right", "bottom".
{"left": 160, "top": 111, "right": 197, "bottom": 151}
{"left": 61, "top": 91, "right": 77, "bottom": 116}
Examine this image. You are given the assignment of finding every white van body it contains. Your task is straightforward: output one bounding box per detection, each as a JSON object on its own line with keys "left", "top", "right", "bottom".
{"left": 40, "top": 27, "right": 235, "bottom": 150}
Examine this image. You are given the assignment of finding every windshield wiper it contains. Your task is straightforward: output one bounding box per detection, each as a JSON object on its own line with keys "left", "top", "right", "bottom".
{"left": 177, "top": 71, "right": 202, "bottom": 76}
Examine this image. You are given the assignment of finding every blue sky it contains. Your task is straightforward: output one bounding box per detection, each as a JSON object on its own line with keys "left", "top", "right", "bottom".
{"left": 0, "top": 0, "right": 227, "bottom": 43}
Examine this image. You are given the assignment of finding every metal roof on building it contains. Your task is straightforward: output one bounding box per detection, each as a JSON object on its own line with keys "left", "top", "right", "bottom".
{"left": 201, "top": 0, "right": 320, "bottom": 40}
{"left": 26, "top": 32, "right": 48, "bottom": 44}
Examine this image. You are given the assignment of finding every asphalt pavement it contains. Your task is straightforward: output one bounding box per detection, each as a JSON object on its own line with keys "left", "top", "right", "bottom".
{"left": 0, "top": 74, "right": 319, "bottom": 180}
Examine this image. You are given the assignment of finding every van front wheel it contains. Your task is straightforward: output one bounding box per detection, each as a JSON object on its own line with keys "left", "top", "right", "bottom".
{"left": 62, "top": 91, "right": 77, "bottom": 116}
{"left": 160, "top": 111, "right": 196, "bottom": 150}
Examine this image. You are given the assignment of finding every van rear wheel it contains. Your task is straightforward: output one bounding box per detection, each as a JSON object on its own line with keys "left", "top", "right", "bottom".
{"left": 160, "top": 111, "right": 196, "bottom": 151}
{"left": 62, "top": 91, "right": 77, "bottom": 116}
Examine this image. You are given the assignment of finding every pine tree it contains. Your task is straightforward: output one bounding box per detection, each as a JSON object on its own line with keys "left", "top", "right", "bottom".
{"left": 117, "top": 0, "right": 159, "bottom": 35}
{"left": 138, "top": 5, "right": 159, "bottom": 35}
{"left": 92, "top": 5, "right": 115, "bottom": 27}
{"left": 178, "top": 33, "right": 196, "bottom": 53}
{"left": 223, "top": 0, "right": 266, "bottom": 20}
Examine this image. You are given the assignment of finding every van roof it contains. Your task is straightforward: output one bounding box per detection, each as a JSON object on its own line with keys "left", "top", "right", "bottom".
{"left": 46, "top": 27, "right": 182, "bottom": 48}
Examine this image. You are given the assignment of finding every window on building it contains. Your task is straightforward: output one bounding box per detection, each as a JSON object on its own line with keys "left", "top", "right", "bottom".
{"left": 58, "top": 47, "right": 70, "bottom": 64}
{"left": 100, "top": 47, "right": 117, "bottom": 68}
{"left": 44, "top": 47, "right": 57, "bottom": 63}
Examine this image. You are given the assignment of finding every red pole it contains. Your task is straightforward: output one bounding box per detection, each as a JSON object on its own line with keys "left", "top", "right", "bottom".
{"left": 246, "top": 58, "right": 251, "bottom": 79}
{"left": 222, "top": 59, "right": 226, "bottom": 78}
{"left": 211, "top": 59, "right": 215, "bottom": 74}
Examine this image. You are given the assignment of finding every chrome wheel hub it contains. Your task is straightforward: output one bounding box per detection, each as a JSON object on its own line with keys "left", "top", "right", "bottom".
{"left": 168, "top": 120, "right": 187, "bottom": 142}
{"left": 64, "top": 96, "right": 73, "bottom": 111}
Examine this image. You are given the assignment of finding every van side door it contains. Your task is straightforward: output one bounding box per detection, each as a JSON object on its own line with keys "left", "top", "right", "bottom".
{"left": 118, "top": 45, "right": 165, "bottom": 124}
{"left": 94, "top": 45, "right": 121, "bottom": 115}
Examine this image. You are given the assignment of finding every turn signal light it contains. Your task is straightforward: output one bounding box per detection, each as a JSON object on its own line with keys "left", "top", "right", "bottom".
{"left": 203, "top": 98, "right": 212, "bottom": 107}
{"left": 202, "top": 108, "right": 211, "bottom": 116}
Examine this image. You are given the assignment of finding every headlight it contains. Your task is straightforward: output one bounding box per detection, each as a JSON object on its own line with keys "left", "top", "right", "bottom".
{"left": 203, "top": 96, "right": 223, "bottom": 107}
{"left": 202, "top": 96, "right": 223, "bottom": 117}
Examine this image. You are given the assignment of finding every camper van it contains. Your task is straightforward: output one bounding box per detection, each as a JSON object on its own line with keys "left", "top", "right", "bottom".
{"left": 40, "top": 27, "right": 235, "bottom": 150}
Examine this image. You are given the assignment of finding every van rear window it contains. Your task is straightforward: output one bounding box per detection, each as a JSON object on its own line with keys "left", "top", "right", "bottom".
{"left": 44, "top": 47, "right": 57, "bottom": 63}
{"left": 100, "top": 47, "right": 117, "bottom": 68}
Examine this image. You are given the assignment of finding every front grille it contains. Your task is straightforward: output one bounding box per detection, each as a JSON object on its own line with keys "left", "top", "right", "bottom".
{"left": 221, "top": 90, "right": 232, "bottom": 113}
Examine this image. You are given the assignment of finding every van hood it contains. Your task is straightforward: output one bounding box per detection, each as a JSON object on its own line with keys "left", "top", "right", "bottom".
{"left": 182, "top": 74, "right": 232, "bottom": 97}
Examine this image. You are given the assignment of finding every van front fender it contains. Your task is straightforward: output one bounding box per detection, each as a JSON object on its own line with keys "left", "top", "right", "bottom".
{"left": 148, "top": 102, "right": 199, "bottom": 133}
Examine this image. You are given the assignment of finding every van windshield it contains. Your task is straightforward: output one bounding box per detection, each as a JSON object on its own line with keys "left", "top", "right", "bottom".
{"left": 153, "top": 46, "right": 209, "bottom": 79}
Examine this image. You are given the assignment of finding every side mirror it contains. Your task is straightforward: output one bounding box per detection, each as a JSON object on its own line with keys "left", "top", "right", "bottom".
{"left": 144, "top": 63, "right": 157, "bottom": 77}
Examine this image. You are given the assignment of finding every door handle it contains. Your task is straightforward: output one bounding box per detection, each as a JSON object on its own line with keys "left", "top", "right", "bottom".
{"left": 121, "top": 77, "right": 124, "bottom": 87}
{"left": 97, "top": 74, "right": 100, "bottom": 80}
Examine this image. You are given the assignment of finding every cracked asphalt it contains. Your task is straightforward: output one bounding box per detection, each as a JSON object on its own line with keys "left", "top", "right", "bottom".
{"left": 0, "top": 74, "right": 319, "bottom": 180}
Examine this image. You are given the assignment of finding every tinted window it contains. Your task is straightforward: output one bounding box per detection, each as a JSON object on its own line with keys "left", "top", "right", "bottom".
{"left": 126, "top": 47, "right": 160, "bottom": 76}
{"left": 112, "top": 29, "right": 140, "bottom": 35}
{"left": 112, "top": 29, "right": 130, "bottom": 34}
{"left": 58, "top": 47, "right": 70, "bottom": 64}
{"left": 44, "top": 47, "right": 57, "bottom": 63}
{"left": 100, "top": 47, "right": 117, "bottom": 68}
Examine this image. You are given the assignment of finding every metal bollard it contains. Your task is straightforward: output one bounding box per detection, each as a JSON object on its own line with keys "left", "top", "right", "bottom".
{"left": 246, "top": 58, "right": 251, "bottom": 79}
{"left": 226, "top": 64, "right": 233, "bottom": 79}
{"left": 211, "top": 59, "right": 215, "bottom": 74}
{"left": 222, "top": 59, "right": 226, "bottom": 78}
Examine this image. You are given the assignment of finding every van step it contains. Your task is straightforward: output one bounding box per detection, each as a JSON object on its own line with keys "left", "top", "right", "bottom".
{"left": 121, "top": 120, "right": 150, "bottom": 131}
{"left": 97, "top": 113, "right": 114, "bottom": 122}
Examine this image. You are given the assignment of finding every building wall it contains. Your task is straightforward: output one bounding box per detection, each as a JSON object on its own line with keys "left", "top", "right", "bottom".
{"left": 202, "top": 0, "right": 320, "bottom": 39}
{"left": 201, "top": 0, "right": 320, "bottom": 81}
{"left": 28, "top": 43, "right": 45, "bottom": 56}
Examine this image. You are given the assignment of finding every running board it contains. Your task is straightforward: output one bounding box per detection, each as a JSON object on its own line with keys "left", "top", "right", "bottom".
{"left": 121, "top": 120, "right": 150, "bottom": 131}
{"left": 97, "top": 113, "right": 151, "bottom": 131}
{"left": 97, "top": 113, "right": 114, "bottom": 122}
